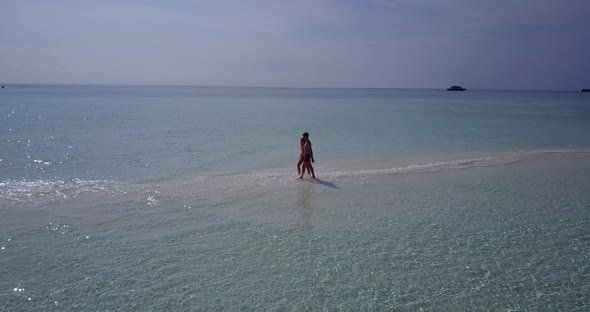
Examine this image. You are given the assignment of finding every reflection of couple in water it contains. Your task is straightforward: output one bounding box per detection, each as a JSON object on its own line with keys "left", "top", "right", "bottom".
{"left": 297, "top": 132, "right": 316, "bottom": 179}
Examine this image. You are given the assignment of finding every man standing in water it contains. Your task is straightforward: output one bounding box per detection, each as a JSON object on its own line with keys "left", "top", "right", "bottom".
{"left": 297, "top": 137, "right": 307, "bottom": 176}
{"left": 300, "top": 132, "right": 316, "bottom": 179}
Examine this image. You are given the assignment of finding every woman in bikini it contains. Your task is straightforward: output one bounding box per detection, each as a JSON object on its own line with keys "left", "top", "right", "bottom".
{"left": 299, "top": 133, "right": 315, "bottom": 179}
{"left": 297, "top": 137, "right": 310, "bottom": 176}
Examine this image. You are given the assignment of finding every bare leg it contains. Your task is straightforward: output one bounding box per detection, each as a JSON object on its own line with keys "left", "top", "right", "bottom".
{"left": 308, "top": 163, "right": 316, "bottom": 178}
{"left": 300, "top": 162, "right": 315, "bottom": 179}
{"left": 297, "top": 157, "right": 304, "bottom": 175}
{"left": 300, "top": 161, "right": 309, "bottom": 179}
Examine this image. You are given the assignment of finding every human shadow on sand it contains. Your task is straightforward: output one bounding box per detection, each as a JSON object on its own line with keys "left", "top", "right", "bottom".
{"left": 302, "top": 178, "right": 340, "bottom": 189}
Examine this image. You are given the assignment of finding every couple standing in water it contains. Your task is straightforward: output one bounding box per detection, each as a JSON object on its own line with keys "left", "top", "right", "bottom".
{"left": 297, "top": 132, "right": 316, "bottom": 179}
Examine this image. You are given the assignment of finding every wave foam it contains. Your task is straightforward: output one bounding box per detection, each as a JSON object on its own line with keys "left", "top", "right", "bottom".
{"left": 318, "top": 154, "right": 523, "bottom": 182}
{"left": 3, "top": 149, "right": 589, "bottom": 208}
{"left": 0, "top": 179, "right": 118, "bottom": 207}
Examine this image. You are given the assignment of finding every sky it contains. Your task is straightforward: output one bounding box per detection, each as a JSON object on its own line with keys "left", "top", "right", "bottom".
{"left": 1, "top": 0, "right": 589, "bottom": 90}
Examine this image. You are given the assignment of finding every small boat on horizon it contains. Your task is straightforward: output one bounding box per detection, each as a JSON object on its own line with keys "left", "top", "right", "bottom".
{"left": 581, "top": 89, "right": 590, "bottom": 92}
{"left": 446, "top": 85, "right": 466, "bottom": 91}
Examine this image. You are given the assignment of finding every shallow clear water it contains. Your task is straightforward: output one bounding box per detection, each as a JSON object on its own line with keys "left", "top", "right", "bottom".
{"left": 1, "top": 85, "right": 590, "bottom": 311}
{"left": 2, "top": 85, "right": 590, "bottom": 182}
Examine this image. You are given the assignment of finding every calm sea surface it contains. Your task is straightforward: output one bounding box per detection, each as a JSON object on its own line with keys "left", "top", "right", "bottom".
{"left": 1, "top": 85, "right": 590, "bottom": 310}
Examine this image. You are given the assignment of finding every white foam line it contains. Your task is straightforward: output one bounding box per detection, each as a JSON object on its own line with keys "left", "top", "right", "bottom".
{"left": 316, "top": 155, "right": 519, "bottom": 180}
{"left": 3, "top": 149, "right": 589, "bottom": 207}
{"left": 321, "top": 149, "right": 590, "bottom": 179}
{"left": 0, "top": 179, "right": 119, "bottom": 206}
{"left": 520, "top": 149, "right": 590, "bottom": 155}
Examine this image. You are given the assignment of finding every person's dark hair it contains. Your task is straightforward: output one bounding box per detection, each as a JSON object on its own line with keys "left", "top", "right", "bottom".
{"left": 302, "top": 132, "right": 309, "bottom": 137}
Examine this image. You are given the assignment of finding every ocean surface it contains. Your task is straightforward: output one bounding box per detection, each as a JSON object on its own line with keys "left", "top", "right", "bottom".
{"left": 1, "top": 85, "right": 590, "bottom": 311}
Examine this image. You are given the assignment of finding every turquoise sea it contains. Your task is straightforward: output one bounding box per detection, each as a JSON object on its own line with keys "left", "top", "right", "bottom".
{"left": 1, "top": 85, "right": 590, "bottom": 310}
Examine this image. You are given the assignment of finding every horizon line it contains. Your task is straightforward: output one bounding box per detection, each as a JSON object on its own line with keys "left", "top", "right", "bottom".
{"left": 0, "top": 82, "right": 586, "bottom": 93}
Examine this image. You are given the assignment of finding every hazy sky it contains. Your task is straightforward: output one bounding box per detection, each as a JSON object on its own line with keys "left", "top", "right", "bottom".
{"left": 1, "top": 0, "right": 589, "bottom": 90}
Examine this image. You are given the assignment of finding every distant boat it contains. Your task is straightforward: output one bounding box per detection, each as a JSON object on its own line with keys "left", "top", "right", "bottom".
{"left": 446, "top": 85, "right": 466, "bottom": 91}
{"left": 581, "top": 89, "right": 590, "bottom": 92}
